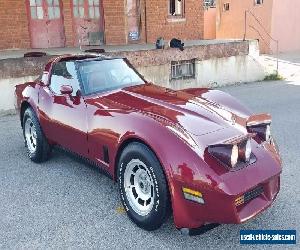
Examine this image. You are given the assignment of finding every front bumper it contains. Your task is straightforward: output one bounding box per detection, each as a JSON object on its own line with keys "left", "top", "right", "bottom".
{"left": 163, "top": 126, "right": 282, "bottom": 229}
{"left": 235, "top": 175, "right": 280, "bottom": 223}
{"left": 172, "top": 174, "right": 280, "bottom": 229}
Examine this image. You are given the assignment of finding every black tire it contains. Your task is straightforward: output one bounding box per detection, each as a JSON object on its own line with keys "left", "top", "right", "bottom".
{"left": 118, "top": 142, "right": 170, "bottom": 231}
{"left": 22, "top": 107, "right": 51, "bottom": 163}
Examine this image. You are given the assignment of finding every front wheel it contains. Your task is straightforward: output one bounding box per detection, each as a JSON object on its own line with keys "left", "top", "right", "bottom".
{"left": 118, "top": 142, "right": 170, "bottom": 231}
{"left": 23, "top": 107, "right": 51, "bottom": 163}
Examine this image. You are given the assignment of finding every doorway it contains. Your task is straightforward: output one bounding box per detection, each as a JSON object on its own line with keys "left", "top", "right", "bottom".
{"left": 126, "top": 0, "right": 142, "bottom": 42}
{"left": 71, "top": 0, "right": 104, "bottom": 46}
{"left": 27, "top": 0, "right": 66, "bottom": 48}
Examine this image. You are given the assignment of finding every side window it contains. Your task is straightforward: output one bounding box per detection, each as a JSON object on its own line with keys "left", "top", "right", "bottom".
{"left": 50, "top": 61, "right": 81, "bottom": 95}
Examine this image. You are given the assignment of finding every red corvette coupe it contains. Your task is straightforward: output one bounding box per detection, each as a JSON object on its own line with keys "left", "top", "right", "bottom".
{"left": 15, "top": 54, "right": 281, "bottom": 232}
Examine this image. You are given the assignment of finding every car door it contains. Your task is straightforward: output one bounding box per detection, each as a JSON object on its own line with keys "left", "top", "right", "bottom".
{"left": 38, "top": 61, "right": 89, "bottom": 157}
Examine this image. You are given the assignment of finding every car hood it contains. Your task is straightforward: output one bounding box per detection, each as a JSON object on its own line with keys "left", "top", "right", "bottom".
{"left": 91, "top": 84, "right": 248, "bottom": 136}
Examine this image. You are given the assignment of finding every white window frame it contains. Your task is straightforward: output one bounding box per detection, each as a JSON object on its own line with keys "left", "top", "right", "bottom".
{"left": 171, "top": 60, "right": 195, "bottom": 80}
{"left": 168, "top": 0, "right": 185, "bottom": 17}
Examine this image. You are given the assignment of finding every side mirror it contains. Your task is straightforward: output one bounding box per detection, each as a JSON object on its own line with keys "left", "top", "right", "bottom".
{"left": 40, "top": 72, "right": 49, "bottom": 86}
{"left": 60, "top": 85, "right": 73, "bottom": 95}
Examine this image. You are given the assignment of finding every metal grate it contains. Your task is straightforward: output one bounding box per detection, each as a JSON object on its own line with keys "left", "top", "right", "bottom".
{"left": 171, "top": 60, "right": 195, "bottom": 80}
{"left": 235, "top": 185, "right": 264, "bottom": 207}
{"left": 244, "top": 186, "right": 264, "bottom": 203}
{"left": 203, "top": 0, "right": 216, "bottom": 8}
{"left": 88, "top": 31, "right": 104, "bottom": 45}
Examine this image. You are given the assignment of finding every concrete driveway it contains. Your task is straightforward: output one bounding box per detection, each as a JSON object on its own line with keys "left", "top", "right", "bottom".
{"left": 262, "top": 50, "right": 300, "bottom": 81}
{"left": 0, "top": 80, "right": 299, "bottom": 249}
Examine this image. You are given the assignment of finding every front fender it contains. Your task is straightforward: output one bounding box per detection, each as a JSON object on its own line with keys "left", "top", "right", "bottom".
{"left": 112, "top": 113, "right": 225, "bottom": 229}
{"left": 16, "top": 82, "right": 40, "bottom": 125}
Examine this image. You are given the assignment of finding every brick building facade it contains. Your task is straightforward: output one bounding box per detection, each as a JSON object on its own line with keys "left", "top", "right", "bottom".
{"left": 0, "top": 0, "right": 204, "bottom": 50}
{"left": 0, "top": 1, "right": 31, "bottom": 49}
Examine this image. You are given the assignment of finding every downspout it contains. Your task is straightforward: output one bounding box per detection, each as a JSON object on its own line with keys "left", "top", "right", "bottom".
{"left": 144, "top": 0, "right": 148, "bottom": 43}
{"left": 216, "top": 0, "right": 222, "bottom": 32}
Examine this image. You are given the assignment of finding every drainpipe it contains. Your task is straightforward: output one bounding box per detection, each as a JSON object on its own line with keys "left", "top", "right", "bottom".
{"left": 243, "top": 11, "right": 247, "bottom": 41}
{"left": 144, "top": 0, "right": 148, "bottom": 43}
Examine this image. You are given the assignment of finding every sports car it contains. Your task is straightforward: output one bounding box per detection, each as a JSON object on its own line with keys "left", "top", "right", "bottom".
{"left": 15, "top": 54, "right": 282, "bottom": 232}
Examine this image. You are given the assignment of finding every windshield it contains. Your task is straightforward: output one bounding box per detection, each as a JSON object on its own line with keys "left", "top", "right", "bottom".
{"left": 77, "top": 58, "right": 146, "bottom": 95}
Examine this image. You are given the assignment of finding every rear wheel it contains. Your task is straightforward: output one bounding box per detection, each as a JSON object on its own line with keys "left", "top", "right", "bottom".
{"left": 23, "top": 107, "right": 51, "bottom": 163}
{"left": 118, "top": 142, "right": 170, "bottom": 231}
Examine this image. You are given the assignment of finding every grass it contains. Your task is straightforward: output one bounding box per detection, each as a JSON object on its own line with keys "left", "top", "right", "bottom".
{"left": 264, "top": 73, "right": 284, "bottom": 81}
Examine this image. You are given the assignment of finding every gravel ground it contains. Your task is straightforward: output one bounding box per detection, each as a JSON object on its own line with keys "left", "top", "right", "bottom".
{"left": 0, "top": 80, "right": 298, "bottom": 249}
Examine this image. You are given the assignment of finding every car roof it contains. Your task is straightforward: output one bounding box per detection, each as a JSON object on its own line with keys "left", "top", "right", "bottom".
{"left": 53, "top": 54, "right": 124, "bottom": 63}
{"left": 44, "top": 54, "right": 126, "bottom": 72}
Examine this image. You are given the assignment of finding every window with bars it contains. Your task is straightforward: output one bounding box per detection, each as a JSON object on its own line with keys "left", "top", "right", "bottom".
{"left": 223, "top": 3, "right": 230, "bottom": 11}
{"left": 203, "top": 0, "right": 216, "bottom": 8}
{"left": 47, "top": 0, "right": 60, "bottom": 19}
{"left": 171, "top": 60, "right": 195, "bottom": 80}
{"left": 88, "top": 0, "right": 100, "bottom": 19}
{"left": 169, "top": 0, "right": 184, "bottom": 17}
{"left": 73, "top": 0, "right": 84, "bottom": 18}
{"left": 30, "top": 0, "right": 43, "bottom": 19}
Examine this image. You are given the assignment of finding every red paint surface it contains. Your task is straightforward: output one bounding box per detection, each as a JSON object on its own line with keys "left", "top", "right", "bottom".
{"left": 15, "top": 55, "right": 282, "bottom": 229}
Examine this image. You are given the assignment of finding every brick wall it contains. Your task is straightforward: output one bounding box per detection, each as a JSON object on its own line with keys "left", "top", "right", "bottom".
{"left": 62, "top": 0, "right": 74, "bottom": 47}
{"left": 103, "top": 0, "right": 127, "bottom": 45}
{"left": 144, "top": 0, "right": 204, "bottom": 43}
{"left": 0, "top": 0, "right": 30, "bottom": 50}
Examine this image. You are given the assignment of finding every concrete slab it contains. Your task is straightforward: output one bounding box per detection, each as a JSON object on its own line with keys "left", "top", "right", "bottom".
{"left": 0, "top": 39, "right": 244, "bottom": 60}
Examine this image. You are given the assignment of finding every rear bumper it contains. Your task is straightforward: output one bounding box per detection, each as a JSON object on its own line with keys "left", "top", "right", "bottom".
{"left": 172, "top": 174, "right": 280, "bottom": 229}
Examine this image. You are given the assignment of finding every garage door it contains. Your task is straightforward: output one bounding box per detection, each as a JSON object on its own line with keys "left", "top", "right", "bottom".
{"left": 27, "top": 0, "right": 66, "bottom": 48}
{"left": 72, "top": 0, "right": 104, "bottom": 46}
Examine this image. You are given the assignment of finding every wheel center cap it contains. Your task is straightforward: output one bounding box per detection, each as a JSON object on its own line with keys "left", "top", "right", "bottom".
{"left": 139, "top": 180, "right": 149, "bottom": 194}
